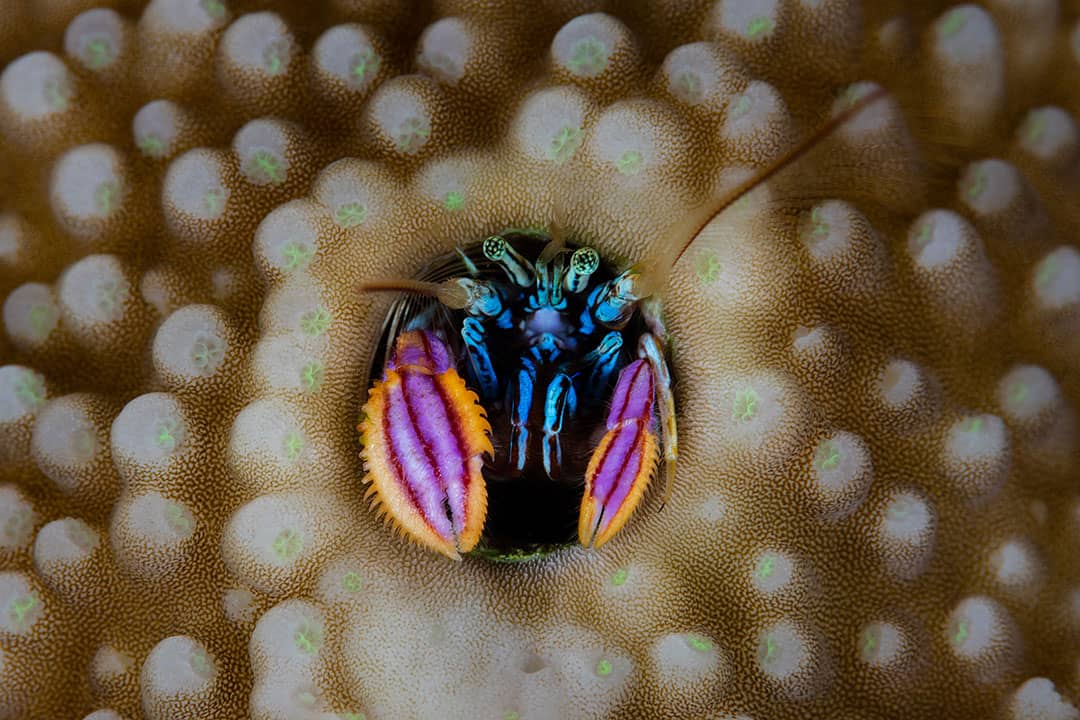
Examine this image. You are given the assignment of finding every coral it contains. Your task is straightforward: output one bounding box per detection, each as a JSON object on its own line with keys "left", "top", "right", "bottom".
{"left": 0, "top": 0, "right": 1079, "bottom": 718}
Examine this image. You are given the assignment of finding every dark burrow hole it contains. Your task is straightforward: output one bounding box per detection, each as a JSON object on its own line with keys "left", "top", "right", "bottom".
{"left": 367, "top": 231, "right": 650, "bottom": 561}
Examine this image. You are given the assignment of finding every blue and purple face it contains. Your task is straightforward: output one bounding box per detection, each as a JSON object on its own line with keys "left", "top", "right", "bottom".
{"left": 359, "top": 231, "right": 673, "bottom": 561}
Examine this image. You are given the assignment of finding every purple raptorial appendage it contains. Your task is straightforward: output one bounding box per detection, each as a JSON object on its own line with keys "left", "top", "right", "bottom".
{"left": 589, "top": 421, "right": 646, "bottom": 509}
{"left": 606, "top": 358, "right": 655, "bottom": 428}
{"left": 387, "top": 330, "right": 454, "bottom": 374}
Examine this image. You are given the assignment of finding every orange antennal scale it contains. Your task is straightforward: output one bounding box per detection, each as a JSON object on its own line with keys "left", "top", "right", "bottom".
{"left": 669, "top": 85, "right": 891, "bottom": 269}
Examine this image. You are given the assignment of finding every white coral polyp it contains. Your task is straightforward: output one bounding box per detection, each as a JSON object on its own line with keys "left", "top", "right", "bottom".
{"left": 140, "top": 635, "right": 217, "bottom": 712}
{"left": 163, "top": 149, "right": 231, "bottom": 225}
{"left": 111, "top": 392, "right": 188, "bottom": 468}
{"left": 417, "top": 17, "right": 470, "bottom": 85}
{"left": 31, "top": 395, "right": 100, "bottom": 492}
{"left": 152, "top": 305, "right": 229, "bottom": 381}
{"left": 1009, "top": 677, "right": 1080, "bottom": 720}
{"left": 0, "top": 52, "right": 72, "bottom": 120}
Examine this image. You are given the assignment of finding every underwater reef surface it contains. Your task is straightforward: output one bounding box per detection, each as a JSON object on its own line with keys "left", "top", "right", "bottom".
{"left": 0, "top": 0, "right": 1079, "bottom": 718}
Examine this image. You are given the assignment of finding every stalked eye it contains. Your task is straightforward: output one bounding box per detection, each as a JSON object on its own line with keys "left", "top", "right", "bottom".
{"left": 359, "top": 231, "right": 674, "bottom": 561}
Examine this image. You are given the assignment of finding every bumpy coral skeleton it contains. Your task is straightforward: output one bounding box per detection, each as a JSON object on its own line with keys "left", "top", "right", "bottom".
{"left": 0, "top": 0, "right": 1079, "bottom": 718}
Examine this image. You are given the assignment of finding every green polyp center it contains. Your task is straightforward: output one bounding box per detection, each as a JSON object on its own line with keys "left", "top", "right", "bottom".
{"left": 913, "top": 220, "right": 933, "bottom": 249}
{"left": 939, "top": 9, "right": 967, "bottom": 38}
{"left": 283, "top": 431, "right": 304, "bottom": 462}
{"left": 1022, "top": 112, "right": 1046, "bottom": 145}
{"left": 8, "top": 594, "right": 37, "bottom": 629}
{"left": 138, "top": 134, "right": 165, "bottom": 157}
{"left": 155, "top": 420, "right": 179, "bottom": 451}
{"left": 674, "top": 71, "right": 702, "bottom": 103}
{"left": 755, "top": 554, "right": 776, "bottom": 579}
{"left": 44, "top": 77, "right": 70, "bottom": 110}
{"left": 300, "top": 307, "right": 332, "bottom": 336}
{"left": 248, "top": 151, "right": 285, "bottom": 184}
{"left": 14, "top": 372, "right": 45, "bottom": 408}
{"left": 960, "top": 416, "right": 984, "bottom": 434}
{"left": 609, "top": 567, "right": 628, "bottom": 586}
{"left": 341, "top": 571, "right": 362, "bottom": 592}
{"left": 189, "top": 649, "right": 212, "bottom": 677}
{"left": 349, "top": 49, "right": 379, "bottom": 84}
{"left": 616, "top": 150, "right": 643, "bottom": 175}
{"left": 200, "top": 0, "right": 226, "bottom": 20}
{"left": 732, "top": 387, "right": 759, "bottom": 423}
{"left": 272, "top": 528, "right": 303, "bottom": 561}
{"left": 394, "top": 117, "right": 430, "bottom": 152}
{"left": 861, "top": 627, "right": 879, "bottom": 657}
{"left": 695, "top": 251, "right": 722, "bottom": 283}
{"left": 95, "top": 278, "right": 126, "bottom": 316}
{"left": 966, "top": 169, "right": 987, "bottom": 201}
{"left": 887, "top": 498, "right": 912, "bottom": 520}
{"left": 759, "top": 636, "right": 778, "bottom": 665}
{"left": 28, "top": 303, "right": 54, "bottom": 339}
{"left": 567, "top": 36, "right": 607, "bottom": 76}
{"left": 3, "top": 510, "right": 30, "bottom": 541}
{"left": 1006, "top": 382, "right": 1028, "bottom": 407}
{"left": 263, "top": 40, "right": 288, "bottom": 75}
{"left": 809, "top": 206, "right": 830, "bottom": 243}
{"left": 595, "top": 658, "right": 613, "bottom": 677}
{"left": 204, "top": 187, "right": 226, "bottom": 217}
{"left": 843, "top": 84, "right": 867, "bottom": 108}
{"left": 815, "top": 440, "right": 841, "bottom": 471}
{"left": 548, "top": 125, "right": 583, "bottom": 164}
{"left": 190, "top": 335, "right": 223, "bottom": 372}
{"left": 746, "top": 16, "right": 774, "bottom": 39}
{"left": 293, "top": 619, "right": 323, "bottom": 654}
{"left": 281, "top": 242, "right": 312, "bottom": 272}
{"left": 94, "top": 181, "right": 118, "bottom": 216}
{"left": 72, "top": 426, "right": 96, "bottom": 459}
{"left": 444, "top": 191, "right": 465, "bottom": 211}
{"left": 1034, "top": 255, "right": 1059, "bottom": 289}
{"left": 334, "top": 202, "right": 366, "bottom": 228}
{"left": 730, "top": 93, "right": 752, "bottom": 121}
{"left": 83, "top": 37, "right": 113, "bottom": 69}
{"left": 165, "top": 502, "right": 191, "bottom": 533}
{"left": 300, "top": 361, "right": 324, "bottom": 392}
{"left": 686, "top": 634, "right": 713, "bottom": 652}
{"left": 950, "top": 618, "right": 969, "bottom": 646}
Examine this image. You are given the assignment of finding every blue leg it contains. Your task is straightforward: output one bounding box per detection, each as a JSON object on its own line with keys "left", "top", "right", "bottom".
{"left": 581, "top": 331, "right": 622, "bottom": 406}
{"left": 542, "top": 372, "right": 576, "bottom": 480}
{"left": 507, "top": 358, "right": 537, "bottom": 473}
{"left": 461, "top": 317, "right": 498, "bottom": 401}
{"left": 589, "top": 266, "right": 648, "bottom": 329}
{"left": 534, "top": 255, "right": 565, "bottom": 310}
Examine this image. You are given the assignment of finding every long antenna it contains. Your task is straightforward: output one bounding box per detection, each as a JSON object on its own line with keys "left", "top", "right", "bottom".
{"left": 358, "top": 279, "right": 469, "bottom": 308}
{"left": 671, "top": 86, "right": 890, "bottom": 267}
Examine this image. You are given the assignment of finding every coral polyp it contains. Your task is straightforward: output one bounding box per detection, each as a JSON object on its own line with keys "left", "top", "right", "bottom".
{"left": 1, "top": 1, "right": 1079, "bottom": 719}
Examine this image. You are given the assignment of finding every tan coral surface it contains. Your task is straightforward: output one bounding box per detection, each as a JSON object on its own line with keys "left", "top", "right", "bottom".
{"left": 1, "top": 1, "right": 1079, "bottom": 718}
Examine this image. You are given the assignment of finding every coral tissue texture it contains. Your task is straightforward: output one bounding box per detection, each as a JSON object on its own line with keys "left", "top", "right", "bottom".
{"left": 0, "top": 0, "right": 1079, "bottom": 718}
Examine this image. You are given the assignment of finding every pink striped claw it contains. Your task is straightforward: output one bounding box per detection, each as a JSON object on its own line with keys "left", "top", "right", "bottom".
{"left": 579, "top": 357, "right": 660, "bottom": 549}
{"left": 359, "top": 330, "right": 493, "bottom": 560}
